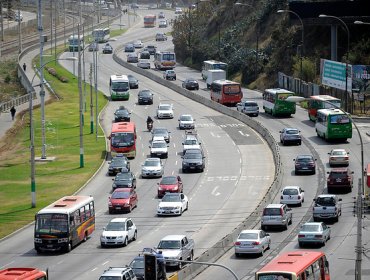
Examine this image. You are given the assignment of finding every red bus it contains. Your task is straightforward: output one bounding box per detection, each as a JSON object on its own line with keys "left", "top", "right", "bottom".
{"left": 144, "top": 14, "right": 156, "bottom": 27}
{"left": 34, "top": 196, "right": 95, "bottom": 253}
{"left": 307, "top": 95, "right": 341, "bottom": 121}
{"left": 255, "top": 251, "right": 330, "bottom": 280}
{"left": 110, "top": 122, "right": 137, "bottom": 158}
{"left": 0, "top": 268, "right": 47, "bottom": 280}
{"left": 210, "top": 79, "right": 243, "bottom": 106}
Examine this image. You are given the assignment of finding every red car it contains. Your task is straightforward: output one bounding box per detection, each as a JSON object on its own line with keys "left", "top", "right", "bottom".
{"left": 157, "top": 175, "right": 183, "bottom": 198}
{"left": 108, "top": 188, "right": 138, "bottom": 213}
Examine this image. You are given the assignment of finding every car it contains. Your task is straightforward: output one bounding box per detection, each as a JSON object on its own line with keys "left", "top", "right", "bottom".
{"left": 156, "top": 103, "right": 174, "bottom": 119}
{"left": 327, "top": 167, "right": 354, "bottom": 193}
{"left": 137, "top": 59, "right": 151, "bottom": 69}
{"left": 294, "top": 154, "right": 316, "bottom": 175}
{"left": 100, "top": 218, "right": 137, "bottom": 247}
{"left": 234, "top": 229, "right": 271, "bottom": 257}
{"left": 236, "top": 100, "right": 259, "bottom": 117}
{"left": 280, "top": 186, "right": 305, "bottom": 206}
{"left": 146, "top": 45, "right": 157, "bottom": 55}
{"left": 141, "top": 158, "right": 164, "bottom": 178}
{"left": 127, "top": 53, "right": 139, "bottom": 63}
{"left": 150, "top": 139, "right": 168, "bottom": 158}
{"left": 114, "top": 106, "right": 131, "bottom": 122}
{"left": 129, "top": 249, "right": 166, "bottom": 280}
{"left": 112, "top": 170, "right": 137, "bottom": 190}
{"left": 14, "top": 12, "right": 23, "bottom": 22}
{"left": 178, "top": 114, "right": 195, "bottom": 130}
{"left": 128, "top": 74, "right": 139, "bottom": 89}
{"left": 182, "top": 78, "right": 199, "bottom": 90}
{"left": 155, "top": 32, "right": 167, "bottom": 41}
{"left": 108, "top": 188, "right": 138, "bottom": 213}
{"left": 125, "top": 43, "right": 135, "bottom": 52}
{"left": 99, "top": 267, "right": 137, "bottom": 280}
{"left": 328, "top": 148, "right": 349, "bottom": 166}
{"left": 163, "top": 69, "right": 176, "bottom": 80}
{"left": 175, "top": 7, "right": 183, "bottom": 14}
{"left": 279, "top": 127, "right": 302, "bottom": 145}
{"left": 157, "top": 193, "right": 189, "bottom": 216}
{"left": 88, "top": 42, "right": 99, "bottom": 52}
{"left": 159, "top": 20, "right": 168, "bottom": 28}
{"left": 261, "top": 203, "right": 292, "bottom": 230}
{"left": 102, "top": 43, "right": 113, "bottom": 54}
{"left": 108, "top": 154, "right": 130, "bottom": 176}
{"left": 139, "top": 51, "right": 150, "bottom": 59}
{"left": 182, "top": 149, "right": 205, "bottom": 172}
{"left": 298, "top": 222, "right": 331, "bottom": 247}
{"left": 157, "top": 175, "right": 183, "bottom": 198}
{"left": 133, "top": 40, "right": 144, "bottom": 48}
{"left": 182, "top": 131, "right": 201, "bottom": 154}
{"left": 138, "top": 89, "right": 153, "bottom": 105}
{"left": 131, "top": 3, "right": 139, "bottom": 9}
{"left": 158, "top": 11, "right": 165, "bottom": 18}
{"left": 313, "top": 194, "right": 342, "bottom": 222}
{"left": 152, "top": 127, "right": 171, "bottom": 143}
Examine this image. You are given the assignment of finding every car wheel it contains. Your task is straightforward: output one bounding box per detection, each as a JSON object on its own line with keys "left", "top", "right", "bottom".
{"left": 289, "top": 217, "right": 292, "bottom": 225}
{"left": 313, "top": 217, "right": 318, "bottom": 222}
{"left": 284, "top": 223, "right": 288, "bottom": 230}
{"left": 133, "top": 231, "right": 137, "bottom": 241}
{"left": 186, "top": 202, "right": 189, "bottom": 211}
{"left": 267, "top": 240, "right": 271, "bottom": 250}
{"left": 83, "top": 232, "right": 88, "bottom": 242}
{"left": 334, "top": 216, "right": 339, "bottom": 223}
{"left": 261, "top": 225, "right": 266, "bottom": 231}
{"left": 298, "top": 202, "right": 302, "bottom": 207}
{"left": 260, "top": 248, "right": 264, "bottom": 257}
{"left": 298, "top": 242, "right": 304, "bottom": 248}
{"left": 188, "top": 250, "right": 194, "bottom": 261}
{"left": 108, "top": 209, "right": 113, "bottom": 214}
{"left": 178, "top": 259, "right": 182, "bottom": 270}
{"left": 123, "top": 237, "right": 128, "bottom": 247}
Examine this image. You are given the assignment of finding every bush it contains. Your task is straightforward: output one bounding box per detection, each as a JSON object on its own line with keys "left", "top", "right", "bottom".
{"left": 47, "top": 67, "right": 57, "bottom": 76}
{"left": 4, "top": 74, "right": 11, "bottom": 83}
{"left": 59, "top": 76, "right": 69, "bottom": 83}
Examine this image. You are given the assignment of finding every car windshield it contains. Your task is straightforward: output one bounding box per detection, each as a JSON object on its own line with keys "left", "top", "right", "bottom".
{"left": 106, "top": 222, "right": 126, "bottom": 231}
{"left": 316, "top": 197, "right": 336, "bottom": 206}
{"left": 329, "top": 171, "right": 347, "bottom": 179}
{"left": 144, "top": 160, "right": 159, "bottom": 167}
{"left": 111, "top": 133, "right": 135, "bottom": 147}
{"left": 159, "top": 105, "right": 171, "bottom": 110}
{"left": 162, "top": 195, "right": 181, "bottom": 202}
{"left": 301, "top": 224, "right": 320, "bottom": 232}
{"left": 130, "top": 258, "right": 144, "bottom": 269}
{"left": 332, "top": 150, "right": 346, "bottom": 156}
{"left": 283, "top": 188, "right": 298, "bottom": 195}
{"left": 152, "top": 142, "right": 167, "bottom": 148}
{"left": 180, "top": 115, "right": 192, "bottom": 121}
{"left": 184, "top": 153, "right": 202, "bottom": 159}
{"left": 115, "top": 109, "right": 129, "bottom": 115}
{"left": 184, "top": 139, "right": 197, "bottom": 145}
{"left": 286, "top": 129, "right": 299, "bottom": 134}
{"left": 139, "top": 91, "right": 151, "bottom": 97}
{"left": 153, "top": 129, "right": 167, "bottom": 135}
{"left": 112, "top": 191, "right": 131, "bottom": 199}
{"left": 115, "top": 173, "right": 131, "bottom": 181}
{"left": 264, "top": 208, "right": 281, "bottom": 216}
{"left": 187, "top": 79, "right": 197, "bottom": 83}
{"left": 160, "top": 176, "right": 177, "bottom": 185}
{"left": 245, "top": 102, "right": 257, "bottom": 107}
{"left": 238, "top": 232, "right": 258, "bottom": 239}
{"left": 111, "top": 160, "right": 126, "bottom": 167}
{"left": 157, "top": 240, "right": 181, "bottom": 249}
{"left": 297, "top": 156, "right": 313, "bottom": 162}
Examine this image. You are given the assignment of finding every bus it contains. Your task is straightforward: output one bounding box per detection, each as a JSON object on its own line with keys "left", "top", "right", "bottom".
{"left": 255, "top": 250, "right": 330, "bottom": 280}
{"left": 68, "top": 35, "right": 83, "bottom": 52}
{"left": 0, "top": 268, "right": 47, "bottom": 280}
{"left": 307, "top": 95, "right": 341, "bottom": 121}
{"left": 201, "top": 60, "right": 228, "bottom": 80}
{"left": 109, "top": 74, "right": 130, "bottom": 101}
{"left": 34, "top": 196, "right": 95, "bottom": 253}
{"left": 92, "top": 27, "right": 110, "bottom": 43}
{"left": 154, "top": 51, "right": 176, "bottom": 70}
{"left": 144, "top": 14, "right": 156, "bottom": 27}
{"left": 263, "top": 88, "right": 296, "bottom": 116}
{"left": 110, "top": 122, "right": 137, "bottom": 158}
{"left": 210, "top": 79, "right": 243, "bottom": 105}
{"left": 315, "top": 108, "right": 352, "bottom": 141}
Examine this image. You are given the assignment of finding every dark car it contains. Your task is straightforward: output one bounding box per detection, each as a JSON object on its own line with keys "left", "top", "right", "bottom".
{"left": 327, "top": 167, "right": 354, "bottom": 193}
{"left": 140, "top": 51, "right": 151, "bottom": 59}
{"left": 157, "top": 175, "right": 183, "bottom": 198}
{"left": 152, "top": 127, "right": 170, "bottom": 143}
{"left": 182, "top": 149, "right": 205, "bottom": 173}
{"left": 138, "top": 89, "right": 154, "bottom": 105}
{"left": 114, "top": 106, "right": 131, "bottom": 122}
{"left": 108, "top": 154, "right": 130, "bottom": 176}
{"left": 294, "top": 155, "right": 317, "bottom": 175}
{"left": 124, "top": 43, "right": 135, "bottom": 52}
{"left": 146, "top": 45, "right": 157, "bottom": 55}
{"left": 128, "top": 74, "right": 139, "bottom": 89}
{"left": 112, "top": 170, "right": 137, "bottom": 190}
{"left": 108, "top": 188, "right": 138, "bottom": 213}
{"left": 102, "top": 43, "right": 113, "bottom": 54}
{"left": 182, "top": 78, "right": 199, "bottom": 90}
{"left": 280, "top": 127, "right": 302, "bottom": 146}
{"left": 130, "top": 249, "right": 167, "bottom": 280}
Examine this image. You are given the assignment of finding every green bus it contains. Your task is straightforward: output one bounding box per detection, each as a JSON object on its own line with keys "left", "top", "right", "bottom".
{"left": 263, "top": 88, "right": 296, "bottom": 116}
{"left": 315, "top": 108, "right": 352, "bottom": 141}
{"left": 109, "top": 74, "right": 130, "bottom": 101}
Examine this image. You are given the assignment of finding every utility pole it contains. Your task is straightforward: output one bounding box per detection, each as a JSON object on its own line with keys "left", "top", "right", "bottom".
{"left": 78, "top": 24, "right": 84, "bottom": 168}
{"left": 17, "top": 2, "right": 22, "bottom": 54}
{"left": 355, "top": 178, "right": 363, "bottom": 280}
{"left": 89, "top": 63, "right": 94, "bottom": 134}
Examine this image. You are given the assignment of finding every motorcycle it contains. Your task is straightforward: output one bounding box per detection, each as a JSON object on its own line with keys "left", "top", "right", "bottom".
{"left": 147, "top": 121, "right": 153, "bottom": 132}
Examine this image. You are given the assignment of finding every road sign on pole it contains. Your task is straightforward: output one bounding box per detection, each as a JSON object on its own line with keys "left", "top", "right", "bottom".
{"left": 321, "top": 59, "right": 352, "bottom": 91}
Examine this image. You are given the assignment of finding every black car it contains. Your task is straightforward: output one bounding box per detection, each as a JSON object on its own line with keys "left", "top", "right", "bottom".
{"left": 138, "top": 89, "right": 154, "bottom": 105}
{"left": 182, "top": 149, "right": 205, "bottom": 173}
{"left": 108, "top": 154, "right": 130, "bottom": 176}
{"left": 140, "top": 51, "right": 151, "bottom": 59}
{"left": 294, "top": 155, "right": 317, "bottom": 175}
{"left": 129, "top": 249, "right": 166, "bottom": 280}
{"left": 128, "top": 74, "right": 139, "bottom": 89}
{"left": 112, "top": 170, "right": 136, "bottom": 189}
{"left": 152, "top": 127, "right": 170, "bottom": 143}
{"left": 102, "top": 43, "right": 113, "bottom": 54}
{"left": 182, "top": 78, "right": 199, "bottom": 90}
{"left": 114, "top": 106, "right": 131, "bottom": 122}
{"left": 146, "top": 45, "right": 157, "bottom": 55}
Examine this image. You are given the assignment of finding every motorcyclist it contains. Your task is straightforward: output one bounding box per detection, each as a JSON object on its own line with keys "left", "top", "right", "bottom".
{"left": 147, "top": 116, "right": 154, "bottom": 131}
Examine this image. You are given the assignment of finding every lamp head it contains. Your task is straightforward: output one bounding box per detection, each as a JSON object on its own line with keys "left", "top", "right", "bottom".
{"left": 319, "top": 14, "right": 327, "bottom": 18}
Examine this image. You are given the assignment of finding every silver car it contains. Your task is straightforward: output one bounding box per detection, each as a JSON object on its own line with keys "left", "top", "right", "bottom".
{"left": 261, "top": 204, "right": 292, "bottom": 230}
{"left": 298, "top": 222, "right": 331, "bottom": 247}
{"left": 236, "top": 101, "right": 259, "bottom": 117}
{"left": 234, "top": 229, "right": 270, "bottom": 257}
{"left": 328, "top": 148, "right": 349, "bottom": 166}
{"left": 280, "top": 127, "right": 302, "bottom": 145}
{"left": 141, "top": 158, "right": 164, "bottom": 178}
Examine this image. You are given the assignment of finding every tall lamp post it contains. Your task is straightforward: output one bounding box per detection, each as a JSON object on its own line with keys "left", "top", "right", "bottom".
{"left": 319, "top": 14, "right": 350, "bottom": 113}
{"left": 286, "top": 96, "right": 364, "bottom": 280}
{"left": 29, "top": 57, "right": 77, "bottom": 208}
{"left": 277, "top": 9, "right": 304, "bottom": 95}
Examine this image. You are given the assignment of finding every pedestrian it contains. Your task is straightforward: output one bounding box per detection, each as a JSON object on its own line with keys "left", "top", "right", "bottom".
{"left": 23, "top": 63, "right": 26, "bottom": 71}
{"left": 10, "top": 106, "right": 16, "bottom": 121}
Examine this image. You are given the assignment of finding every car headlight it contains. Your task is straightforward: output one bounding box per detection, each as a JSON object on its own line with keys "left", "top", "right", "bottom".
{"left": 183, "top": 162, "right": 189, "bottom": 166}
{"left": 158, "top": 186, "right": 163, "bottom": 190}
{"left": 108, "top": 201, "right": 112, "bottom": 206}
{"left": 173, "top": 186, "right": 178, "bottom": 190}
{"left": 112, "top": 183, "right": 117, "bottom": 188}
{"left": 175, "top": 206, "right": 180, "bottom": 210}
{"left": 34, "top": 238, "right": 42, "bottom": 243}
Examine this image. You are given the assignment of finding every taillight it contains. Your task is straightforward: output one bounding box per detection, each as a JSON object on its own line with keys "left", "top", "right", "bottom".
{"left": 280, "top": 195, "right": 283, "bottom": 199}
{"left": 252, "top": 241, "right": 260, "bottom": 245}
{"left": 298, "top": 195, "right": 301, "bottom": 199}
{"left": 280, "top": 208, "right": 284, "bottom": 216}
{"left": 344, "top": 156, "right": 349, "bottom": 160}
{"left": 298, "top": 234, "right": 305, "bottom": 238}
{"left": 235, "top": 242, "right": 241, "bottom": 246}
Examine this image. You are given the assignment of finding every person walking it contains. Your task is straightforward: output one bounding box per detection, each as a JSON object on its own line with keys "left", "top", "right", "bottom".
{"left": 10, "top": 106, "right": 16, "bottom": 121}
{"left": 23, "top": 63, "right": 26, "bottom": 71}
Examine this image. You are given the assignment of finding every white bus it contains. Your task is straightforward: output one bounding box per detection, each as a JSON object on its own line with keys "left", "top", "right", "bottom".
{"left": 201, "top": 60, "right": 228, "bottom": 80}
{"left": 92, "top": 27, "right": 110, "bottom": 43}
{"left": 154, "top": 51, "right": 176, "bottom": 70}
{"left": 68, "top": 35, "right": 84, "bottom": 52}
{"left": 109, "top": 74, "right": 130, "bottom": 101}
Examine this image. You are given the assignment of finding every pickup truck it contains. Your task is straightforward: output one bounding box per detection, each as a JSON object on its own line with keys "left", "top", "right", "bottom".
{"left": 313, "top": 194, "right": 342, "bottom": 222}
{"left": 156, "top": 235, "right": 194, "bottom": 269}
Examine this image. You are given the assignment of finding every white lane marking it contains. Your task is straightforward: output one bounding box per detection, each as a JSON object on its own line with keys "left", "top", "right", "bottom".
{"left": 173, "top": 143, "right": 176, "bottom": 148}
{"left": 211, "top": 186, "right": 221, "bottom": 196}
{"left": 210, "top": 132, "right": 220, "bottom": 138}
{"left": 238, "top": 130, "right": 250, "bottom": 137}
{"left": 206, "top": 176, "right": 270, "bottom": 181}
{"left": 91, "top": 267, "right": 98, "bottom": 272}
{"left": 102, "top": 261, "right": 109, "bottom": 266}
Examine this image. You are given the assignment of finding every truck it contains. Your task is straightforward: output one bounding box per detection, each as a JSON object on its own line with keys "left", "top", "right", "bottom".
{"left": 156, "top": 235, "right": 195, "bottom": 269}
{"left": 312, "top": 194, "right": 342, "bottom": 222}
{"left": 206, "top": 69, "right": 226, "bottom": 89}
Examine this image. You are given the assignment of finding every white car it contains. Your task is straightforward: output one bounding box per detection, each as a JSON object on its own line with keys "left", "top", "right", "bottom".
{"left": 328, "top": 148, "right": 349, "bottom": 166}
{"left": 178, "top": 114, "right": 195, "bottom": 129}
{"left": 137, "top": 59, "right": 151, "bottom": 69}
{"left": 133, "top": 40, "right": 144, "bottom": 48}
{"left": 141, "top": 158, "right": 164, "bottom": 178}
{"left": 182, "top": 134, "right": 201, "bottom": 154}
{"left": 157, "top": 193, "right": 189, "bottom": 216}
{"left": 100, "top": 218, "right": 137, "bottom": 247}
{"left": 150, "top": 140, "right": 168, "bottom": 158}
{"left": 280, "top": 186, "right": 305, "bottom": 206}
{"left": 156, "top": 103, "right": 174, "bottom": 119}
{"left": 159, "top": 19, "right": 168, "bottom": 28}
{"left": 234, "top": 229, "right": 271, "bottom": 257}
{"left": 175, "top": 7, "right": 183, "bottom": 14}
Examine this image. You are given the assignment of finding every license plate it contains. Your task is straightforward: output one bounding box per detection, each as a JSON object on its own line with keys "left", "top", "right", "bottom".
{"left": 165, "top": 211, "right": 171, "bottom": 213}
{"left": 336, "top": 179, "right": 342, "bottom": 182}
{"left": 190, "top": 166, "right": 195, "bottom": 169}
{"left": 116, "top": 207, "right": 121, "bottom": 210}
{"left": 47, "top": 245, "right": 53, "bottom": 248}
{"left": 302, "top": 167, "right": 308, "bottom": 169}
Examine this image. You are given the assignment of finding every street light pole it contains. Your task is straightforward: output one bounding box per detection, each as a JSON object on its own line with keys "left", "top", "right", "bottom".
{"left": 78, "top": 24, "right": 84, "bottom": 168}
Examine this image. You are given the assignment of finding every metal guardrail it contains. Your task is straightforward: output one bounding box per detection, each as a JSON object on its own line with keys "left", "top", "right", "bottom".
{"left": 0, "top": 92, "right": 37, "bottom": 113}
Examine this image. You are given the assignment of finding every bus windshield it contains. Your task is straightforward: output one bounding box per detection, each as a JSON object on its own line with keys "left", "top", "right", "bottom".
{"left": 330, "top": 114, "right": 350, "bottom": 124}
{"left": 162, "top": 53, "right": 175, "bottom": 61}
{"left": 257, "top": 274, "right": 292, "bottom": 280}
{"left": 111, "top": 132, "right": 135, "bottom": 147}
{"left": 35, "top": 213, "right": 68, "bottom": 234}
{"left": 111, "top": 82, "right": 129, "bottom": 91}
{"left": 213, "top": 63, "right": 227, "bottom": 71}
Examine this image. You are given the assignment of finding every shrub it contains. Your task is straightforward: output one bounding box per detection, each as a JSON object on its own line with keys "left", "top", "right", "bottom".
{"left": 59, "top": 76, "right": 69, "bottom": 83}
{"left": 47, "top": 67, "right": 57, "bottom": 76}
{"left": 4, "top": 74, "right": 11, "bottom": 83}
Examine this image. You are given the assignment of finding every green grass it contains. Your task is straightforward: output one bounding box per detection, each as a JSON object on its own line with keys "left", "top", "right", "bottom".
{"left": 0, "top": 50, "right": 108, "bottom": 238}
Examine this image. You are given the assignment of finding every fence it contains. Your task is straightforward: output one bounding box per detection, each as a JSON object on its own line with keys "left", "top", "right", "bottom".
{"left": 0, "top": 92, "right": 36, "bottom": 113}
